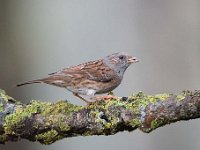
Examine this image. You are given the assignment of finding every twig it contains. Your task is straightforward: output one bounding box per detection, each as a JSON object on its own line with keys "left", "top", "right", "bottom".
{"left": 0, "top": 89, "right": 200, "bottom": 145}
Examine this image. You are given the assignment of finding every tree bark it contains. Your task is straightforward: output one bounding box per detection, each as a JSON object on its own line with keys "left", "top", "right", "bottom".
{"left": 0, "top": 89, "right": 200, "bottom": 145}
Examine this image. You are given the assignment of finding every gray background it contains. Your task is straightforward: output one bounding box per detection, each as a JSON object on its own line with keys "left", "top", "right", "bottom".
{"left": 0, "top": 0, "right": 200, "bottom": 150}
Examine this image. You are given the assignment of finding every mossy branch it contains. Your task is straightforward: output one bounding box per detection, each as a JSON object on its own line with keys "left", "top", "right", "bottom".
{"left": 0, "top": 89, "right": 200, "bottom": 145}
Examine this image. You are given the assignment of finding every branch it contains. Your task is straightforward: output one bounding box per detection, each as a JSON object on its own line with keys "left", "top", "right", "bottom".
{"left": 0, "top": 89, "right": 200, "bottom": 145}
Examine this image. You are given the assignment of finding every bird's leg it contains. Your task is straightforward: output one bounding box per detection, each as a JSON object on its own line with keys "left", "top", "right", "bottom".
{"left": 73, "top": 93, "right": 92, "bottom": 104}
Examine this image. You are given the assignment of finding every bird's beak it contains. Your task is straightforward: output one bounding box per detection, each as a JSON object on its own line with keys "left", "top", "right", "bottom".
{"left": 127, "top": 56, "right": 139, "bottom": 64}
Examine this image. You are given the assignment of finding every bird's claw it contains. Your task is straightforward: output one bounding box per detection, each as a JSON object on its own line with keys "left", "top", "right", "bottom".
{"left": 91, "top": 95, "right": 119, "bottom": 101}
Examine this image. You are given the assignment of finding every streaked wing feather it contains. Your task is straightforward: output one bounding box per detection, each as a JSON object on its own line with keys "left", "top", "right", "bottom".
{"left": 47, "top": 59, "right": 114, "bottom": 83}
{"left": 86, "top": 70, "right": 113, "bottom": 82}
{"left": 47, "top": 60, "right": 100, "bottom": 76}
{"left": 83, "top": 60, "right": 115, "bottom": 82}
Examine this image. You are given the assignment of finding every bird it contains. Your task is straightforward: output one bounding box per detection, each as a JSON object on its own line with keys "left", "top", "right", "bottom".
{"left": 17, "top": 52, "right": 139, "bottom": 104}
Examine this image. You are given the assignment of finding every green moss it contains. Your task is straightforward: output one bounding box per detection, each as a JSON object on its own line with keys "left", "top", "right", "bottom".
{"left": 0, "top": 102, "right": 3, "bottom": 112}
{"left": 4, "top": 98, "right": 82, "bottom": 134}
{"left": 148, "top": 93, "right": 169, "bottom": 102}
{"left": 4, "top": 100, "right": 50, "bottom": 134}
{"left": 87, "top": 99, "right": 133, "bottom": 132}
{"left": 150, "top": 118, "right": 165, "bottom": 130}
{"left": 82, "top": 130, "right": 92, "bottom": 136}
{"left": 123, "top": 93, "right": 171, "bottom": 130}
{"left": 45, "top": 114, "right": 71, "bottom": 132}
{"left": 181, "top": 90, "right": 193, "bottom": 96}
{"left": 128, "top": 119, "right": 141, "bottom": 128}
{"left": 130, "top": 92, "right": 170, "bottom": 104}
{"left": 104, "top": 122, "right": 111, "bottom": 129}
{"left": 42, "top": 100, "right": 82, "bottom": 116}
{"left": 132, "top": 91, "right": 145, "bottom": 99}
{"left": 0, "top": 134, "right": 7, "bottom": 143}
{"left": 40, "top": 101, "right": 82, "bottom": 132}
{"left": 88, "top": 93, "right": 153, "bottom": 130}
{"left": 126, "top": 94, "right": 149, "bottom": 115}
{"left": 176, "top": 90, "right": 195, "bottom": 101}
{"left": 28, "top": 100, "right": 51, "bottom": 114}
{"left": 95, "top": 97, "right": 144, "bottom": 133}
{"left": 3, "top": 99, "right": 78, "bottom": 144}
{"left": 176, "top": 94, "right": 185, "bottom": 101}
{"left": 4, "top": 107, "right": 29, "bottom": 134}
{"left": 35, "top": 129, "right": 63, "bottom": 145}
{"left": 0, "top": 89, "right": 6, "bottom": 95}
{"left": 0, "top": 90, "right": 15, "bottom": 103}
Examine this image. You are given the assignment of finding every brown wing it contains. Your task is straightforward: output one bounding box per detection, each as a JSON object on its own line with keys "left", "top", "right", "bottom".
{"left": 48, "top": 60, "right": 101, "bottom": 75}
{"left": 47, "top": 59, "right": 115, "bottom": 84}
{"left": 71, "top": 59, "right": 115, "bottom": 82}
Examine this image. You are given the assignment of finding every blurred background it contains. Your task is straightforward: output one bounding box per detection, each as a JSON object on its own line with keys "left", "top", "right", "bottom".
{"left": 0, "top": 0, "right": 200, "bottom": 150}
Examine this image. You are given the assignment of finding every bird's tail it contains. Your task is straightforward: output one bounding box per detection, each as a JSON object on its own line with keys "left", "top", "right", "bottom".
{"left": 16, "top": 79, "right": 43, "bottom": 87}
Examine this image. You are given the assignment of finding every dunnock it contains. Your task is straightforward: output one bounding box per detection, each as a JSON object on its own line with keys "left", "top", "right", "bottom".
{"left": 17, "top": 52, "right": 138, "bottom": 103}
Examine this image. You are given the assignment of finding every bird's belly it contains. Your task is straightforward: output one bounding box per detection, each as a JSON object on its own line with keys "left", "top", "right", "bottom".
{"left": 66, "top": 78, "right": 121, "bottom": 95}
{"left": 95, "top": 80, "right": 121, "bottom": 94}
{"left": 66, "top": 87, "right": 88, "bottom": 95}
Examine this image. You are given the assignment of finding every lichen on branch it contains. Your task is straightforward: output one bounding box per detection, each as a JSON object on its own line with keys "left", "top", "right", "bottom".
{"left": 0, "top": 89, "right": 200, "bottom": 145}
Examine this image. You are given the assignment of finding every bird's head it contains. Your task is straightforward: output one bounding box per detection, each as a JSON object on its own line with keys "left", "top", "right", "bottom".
{"left": 103, "top": 52, "right": 139, "bottom": 76}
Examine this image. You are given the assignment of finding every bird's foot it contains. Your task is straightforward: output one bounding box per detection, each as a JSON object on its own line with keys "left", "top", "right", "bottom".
{"left": 91, "top": 95, "right": 119, "bottom": 101}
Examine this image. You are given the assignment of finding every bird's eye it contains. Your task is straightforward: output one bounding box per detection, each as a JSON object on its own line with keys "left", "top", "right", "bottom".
{"left": 119, "top": 55, "right": 125, "bottom": 60}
